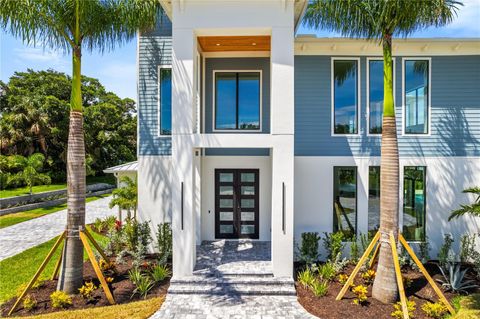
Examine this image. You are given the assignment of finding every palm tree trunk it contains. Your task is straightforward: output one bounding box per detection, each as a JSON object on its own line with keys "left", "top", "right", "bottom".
{"left": 372, "top": 35, "right": 400, "bottom": 304}
{"left": 57, "top": 45, "right": 85, "bottom": 293}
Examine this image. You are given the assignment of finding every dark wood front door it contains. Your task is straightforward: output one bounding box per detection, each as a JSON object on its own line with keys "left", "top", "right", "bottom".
{"left": 215, "top": 169, "right": 259, "bottom": 239}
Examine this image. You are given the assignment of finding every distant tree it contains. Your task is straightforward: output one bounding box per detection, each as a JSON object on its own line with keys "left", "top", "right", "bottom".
{"left": 448, "top": 187, "right": 480, "bottom": 220}
{"left": 8, "top": 153, "right": 51, "bottom": 195}
{"left": 109, "top": 176, "right": 138, "bottom": 221}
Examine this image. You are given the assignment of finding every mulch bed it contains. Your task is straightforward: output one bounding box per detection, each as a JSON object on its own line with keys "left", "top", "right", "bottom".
{"left": 1, "top": 255, "right": 170, "bottom": 317}
{"left": 295, "top": 262, "right": 479, "bottom": 319}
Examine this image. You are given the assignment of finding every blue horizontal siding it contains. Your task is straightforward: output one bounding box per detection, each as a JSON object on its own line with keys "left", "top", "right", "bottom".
{"left": 294, "top": 55, "right": 480, "bottom": 157}
{"left": 138, "top": 14, "right": 172, "bottom": 156}
{"left": 204, "top": 58, "right": 270, "bottom": 134}
{"left": 205, "top": 148, "right": 270, "bottom": 156}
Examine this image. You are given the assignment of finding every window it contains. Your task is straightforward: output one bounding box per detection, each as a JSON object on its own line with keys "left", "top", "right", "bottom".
{"left": 333, "top": 59, "right": 359, "bottom": 134}
{"left": 368, "top": 166, "right": 381, "bottom": 235}
{"left": 404, "top": 59, "right": 430, "bottom": 134}
{"left": 367, "top": 59, "right": 395, "bottom": 134}
{"left": 215, "top": 71, "right": 261, "bottom": 130}
{"left": 158, "top": 67, "right": 172, "bottom": 135}
{"left": 333, "top": 167, "right": 357, "bottom": 240}
{"left": 403, "top": 166, "right": 426, "bottom": 241}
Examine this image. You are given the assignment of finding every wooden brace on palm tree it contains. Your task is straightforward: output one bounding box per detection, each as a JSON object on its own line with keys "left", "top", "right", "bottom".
{"left": 8, "top": 228, "right": 114, "bottom": 316}
{"left": 336, "top": 231, "right": 454, "bottom": 319}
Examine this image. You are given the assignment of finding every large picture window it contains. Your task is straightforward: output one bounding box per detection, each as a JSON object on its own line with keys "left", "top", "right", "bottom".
{"left": 333, "top": 59, "right": 359, "bottom": 135}
{"left": 404, "top": 59, "right": 430, "bottom": 134}
{"left": 403, "top": 166, "right": 426, "bottom": 241}
{"left": 158, "top": 67, "right": 172, "bottom": 135}
{"left": 215, "top": 71, "right": 261, "bottom": 130}
{"left": 368, "top": 166, "right": 381, "bottom": 235}
{"left": 333, "top": 167, "right": 357, "bottom": 240}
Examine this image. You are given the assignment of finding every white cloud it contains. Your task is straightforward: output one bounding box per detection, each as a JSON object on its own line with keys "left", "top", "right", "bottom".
{"left": 13, "top": 46, "right": 68, "bottom": 71}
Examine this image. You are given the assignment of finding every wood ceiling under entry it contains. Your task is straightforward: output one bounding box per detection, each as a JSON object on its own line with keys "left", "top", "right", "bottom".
{"left": 198, "top": 36, "right": 271, "bottom": 52}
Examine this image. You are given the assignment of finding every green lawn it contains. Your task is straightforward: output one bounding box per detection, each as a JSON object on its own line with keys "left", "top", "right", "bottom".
{"left": 0, "top": 226, "right": 108, "bottom": 304}
{"left": 0, "top": 195, "right": 109, "bottom": 229}
{"left": 0, "top": 175, "right": 115, "bottom": 198}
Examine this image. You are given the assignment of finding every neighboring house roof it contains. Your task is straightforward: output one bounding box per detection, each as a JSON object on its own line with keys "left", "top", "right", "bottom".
{"left": 103, "top": 161, "right": 138, "bottom": 173}
{"left": 159, "top": 0, "right": 308, "bottom": 31}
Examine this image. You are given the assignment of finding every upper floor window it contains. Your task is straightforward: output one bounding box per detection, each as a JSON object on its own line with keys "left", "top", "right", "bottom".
{"left": 404, "top": 59, "right": 430, "bottom": 135}
{"left": 367, "top": 59, "right": 394, "bottom": 135}
{"left": 332, "top": 59, "right": 359, "bottom": 135}
{"left": 214, "top": 71, "right": 261, "bottom": 131}
{"left": 158, "top": 67, "right": 172, "bottom": 135}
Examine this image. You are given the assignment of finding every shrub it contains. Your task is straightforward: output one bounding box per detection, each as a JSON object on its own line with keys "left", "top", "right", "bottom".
{"left": 460, "top": 234, "right": 478, "bottom": 264}
{"left": 50, "top": 291, "right": 72, "bottom": 309}
{"left": 93, "top": 217, "right": 105, "bottom": 233}
{"left": 437, "top": 262, "right": 479, "bottom": 294}
{"left": 132, "top": 275, "right": 154, "bottom": 299}
{"left": 128, "top": 267, "right": 143, "bottom": 286}
{"left": 322, "top": 232, "right": 345, "bottom": 262}
{"left": 78, "top": 281, "right": 97, "bottom": 301}
{"left": 23, "top": 295, "right": 37, "bottom": 311}
{"left": 419, "top": 237, "right": 431, "bottom": 264}
{"left": 352, "top": 284, "right": 368, "bottom": 305}
{"left": 311, "top": 280, "right": 329, "bottom": 297}
{"left": 150, "top": 264, "right": 171, "bottom": 283}
{"left": 361, "top": 269, "right": 376, "bottom": 286}
{"left": 421, "top": 301, "right": 448, "bottom": 318}
{"left": 99, "top": 259, "right": 116, "bottom": 274}
{"left": 318, "top": 262, "right": 336, "bottom": 281}
{"left": 156, "top": 223, "right": 172, "bottom": 264}
{"left": 350, "top": 237, "right": 359, "bottom": 263}
{"left": 391, "top": 300, "right": 416, "bottom": 319}
{"left": 125, "top": 220, "right": 152, "bottom": 253}
{"left": 438, "top": 234, "right": 454, "bottom": 266}
{"left": 297, "top": 267, "right": 316, "bottom": 288}
{"left": 297, "top": 232, "right": 321, "bottom": 265}
{"left": 403, "top": 277, "right": 413, "bottom": 288}
{"left": 337, "top": 273, "right": 349, "bottom": 285}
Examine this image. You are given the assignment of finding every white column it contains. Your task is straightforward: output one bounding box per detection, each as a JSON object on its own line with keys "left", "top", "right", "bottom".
{"left": 270, "top": 23, "right": 295, "bottom": 277}
{"left": 171, "top": 26, "right": 196, "bottom": 277}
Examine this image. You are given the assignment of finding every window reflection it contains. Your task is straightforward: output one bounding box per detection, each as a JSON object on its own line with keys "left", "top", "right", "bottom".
{"left": 368, "top": 166, "right": 380, "bottom": 235}
{"left": 369, "top": 60, "right": 384, "bottom": 134}
{"left": 403, "top": 166, "right": 426, "bottom": 241}
{"left": 334, "top": 60, "right": 358, "bottom": 134}
{"left": 333, "top": 167, "right": 357, "bottom": 240}
{"left": 405, "top": 60, "right": 429, "bottom": 134}
{"left": 159, "top": 68, "right": 172, "bottom": 135}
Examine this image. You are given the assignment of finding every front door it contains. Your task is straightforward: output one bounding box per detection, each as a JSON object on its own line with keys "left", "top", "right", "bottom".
{"left": 215, "top": 169, "right": 259, "bottom": 239}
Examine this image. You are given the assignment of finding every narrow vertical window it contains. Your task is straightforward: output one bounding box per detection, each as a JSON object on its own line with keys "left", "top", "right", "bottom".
{"left": 215, "top": 71, "right": 260, "bottom": 130}
{"left": 333, "top": 60, "right": 358, "bottom": 134}
{"left": 333, "top": 167, "right": 357, "bottom": 240}
{"left": 368, "top": 166, "right": 381, "bottom": 235}
{"left": 159, "top": 67, "right": 172, "bottom": 135}
{"left": 368, "top": 60, "right": 386, "bottom": 134}
{"left": 403, "top": 166, "right": 426, "bottom": 241}
{"left": 404, "top": 60, "right": 429, "bottom": 134}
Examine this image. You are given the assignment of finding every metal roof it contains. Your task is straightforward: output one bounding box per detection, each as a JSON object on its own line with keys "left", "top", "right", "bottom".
{"left": 103, "top": 161, "right": 138, "bottom": 173}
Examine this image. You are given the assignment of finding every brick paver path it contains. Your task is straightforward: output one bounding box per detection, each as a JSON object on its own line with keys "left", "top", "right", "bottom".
{"left": 0, "top": 196, "right": 116, "bottom": 261}
{"left": 151, "top": 240, "right": 315, "bottom": 319}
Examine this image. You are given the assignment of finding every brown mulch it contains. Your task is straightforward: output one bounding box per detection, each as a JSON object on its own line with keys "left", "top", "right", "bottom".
{"left": 296, "top": 262, "right": 479, "bottom": 319}
{"left": 1, "top": 255, "right": 170, "bottom": 317}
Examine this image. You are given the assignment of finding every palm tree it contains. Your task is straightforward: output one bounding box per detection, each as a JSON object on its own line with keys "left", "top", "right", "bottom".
{"left": 10, "top": 153, "right": 51, "bottom": 195}
{"left": 109, "top": 176, "right": 138, "bottom": 221}
{"left": 448, "top": 187, "right": 480, "bottom": 220}
{"left": 0, "top": 0, "right": 161, "bottom": 293}
{"left": 304, "top": 0, "right": 460, "bottom": 303}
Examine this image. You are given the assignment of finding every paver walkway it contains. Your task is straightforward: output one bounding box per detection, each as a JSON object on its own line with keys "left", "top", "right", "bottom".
{"left": 0, "top": 196, "right": 115, "bottom": 261}
{"left": 151, "top": 240, "right": 315, "bottom": 319}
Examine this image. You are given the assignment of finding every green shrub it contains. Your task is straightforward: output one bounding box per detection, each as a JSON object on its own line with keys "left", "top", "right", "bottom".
{"left": 297, "top": 267, "right": 316, "bottom": 288}
{"left": 50, "top": 290, "right": 72, "bottom": 309}
{"left": 150, "top": 264, "right": 171, "bottom": 283}
{"left": 460, "top": 234, "right": 478, "bottom": 264}
{"left": 311, "top": 280, "right": 328, "bottom": 297}
{"left": 317, "top": 262, "right": 336, "bottom": 281}
{"left": 132, "top": 275, "right": 154, "bottom": 299}
{"left": 125, "top": 219, "right": 152, "bottom": 253}
{"left": 322, "top": 232, "right": 344, "bottom": 261}
{"left": 350, "top": 236, "right": 359, "bottom": 263}
{"left": 156, "top": 223, "right": 172, "bottom": 264}
{"left": 23, "top": 294, "right": 37, "bottom": 311}
{"left": 419, "top": 236, "right": 431, "bottom": 263}
{"left": 421, "top": 301, "right": 448, "bottom": 318}
{"left": 298, "top": 232, "right": 321, "bottom": 265}
{"left": 438, "top": 234, "right": 454, "bottom": 266}
{"left": 128, "top": 267, "right": 143, "bottom": 286}
{"left": 391, "top": 300, "right": 416, "bottom": 319}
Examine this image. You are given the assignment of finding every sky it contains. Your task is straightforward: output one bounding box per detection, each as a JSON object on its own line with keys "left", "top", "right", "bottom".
{"left": 1, "top": 0, "right": 479, "bottom": 102}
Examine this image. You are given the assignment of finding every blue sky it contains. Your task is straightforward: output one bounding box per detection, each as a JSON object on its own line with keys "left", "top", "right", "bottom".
{"left": 1, "top": 0, "right": 479, "bottom": 102}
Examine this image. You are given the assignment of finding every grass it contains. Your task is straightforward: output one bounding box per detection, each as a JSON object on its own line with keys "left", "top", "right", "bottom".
{"left": 0, "top": 175, "right": 115, "bottom": 198}
{"left": 0, "top": 195, "right": 109, "bottom": 229}
{"left": 9, "top": 296, "right": 164, "bottom": 319}
{"left": 0, "top": 225, "right": 107, "bottom": 304}
{"left": 448, "top": 294, "right": 480, "bottom": 319}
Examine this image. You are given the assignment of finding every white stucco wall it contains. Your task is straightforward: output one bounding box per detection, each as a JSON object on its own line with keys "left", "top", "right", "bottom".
{"left": 294, "top": 156, "right": 480, "bottom": 260}
{"left": 200, "top": 155, "right": 272, "bottom": 242}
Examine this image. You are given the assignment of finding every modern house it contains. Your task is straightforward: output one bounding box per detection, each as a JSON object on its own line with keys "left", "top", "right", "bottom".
{"left": 132, "top": 0, "right": 480, "bottom": 278}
